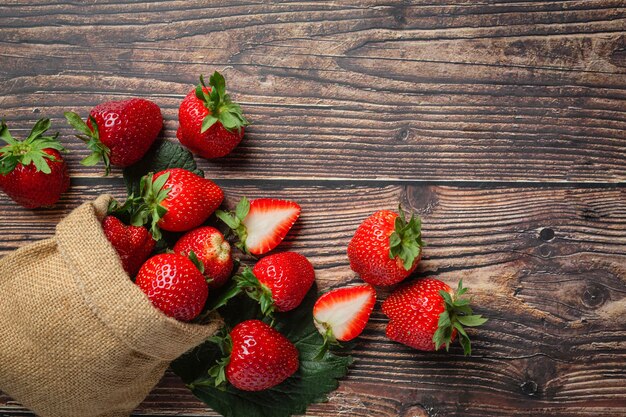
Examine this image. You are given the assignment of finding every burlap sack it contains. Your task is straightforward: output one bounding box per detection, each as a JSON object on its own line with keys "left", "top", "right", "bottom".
{"left": 0, "top": 195, "right": 222, "bottom": 417}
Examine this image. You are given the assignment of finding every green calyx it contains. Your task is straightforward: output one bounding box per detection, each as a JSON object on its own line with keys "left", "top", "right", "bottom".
{"left": 64, "top": 111, "right": 112, "bottom": 175}
{"left": 207, "top": 328, "right": 233, "bottom": 389}
{"left": 195, "top": 71, "right": 250, "bottom": 134}
{"left": 432, "top": 280, "right": 488, "bottom": 356}
{"left": 0, "top": 118, "right": 66, "bottom": 175}
{"left": 129, "top": 172, "right": 171, "bottom": 241}
{"left": 389, "top": 205, "right": 424, "bottom": 271}
{"left": 188, "top": 250, "right": 206, "bottom": 274}
{"left": 234, "top": 267, "right": 276, "bottom": 318}
{"left": 216, "top": 196, "right": 250, "bottom": 253}
{"left": 312, "top": 321, "right": 341, "bottom": 361}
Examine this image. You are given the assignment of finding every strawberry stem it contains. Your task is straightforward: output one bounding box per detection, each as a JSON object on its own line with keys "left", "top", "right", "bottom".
{"left": 432, "top": 280, "right": 488, "bottom": 356}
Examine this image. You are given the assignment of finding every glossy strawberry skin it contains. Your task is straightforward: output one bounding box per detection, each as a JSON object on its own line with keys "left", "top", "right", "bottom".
{"left": 153, "top": 168, "right": 224, "bottom": 232}
{"left": 0, "top": 149, "right": 69, "bottom": 209}
{"left": 382, "top": 278, "right": 456, "bottom": 351}
{"left": 174, "top": 226, "right": 233, "bottom": 289}
{"left": 135, "top": 253, "right": 208, "bottom": 322}
{"left": 87, "top": 98, "right": 162, "bottom": 166}
{"left": 177, "top": 88, "right": 244, "bottom": 159}
{"left": 102, "top": 215, "right": 156, "bottom": 277}
{"left": 226, "top": 320, "right": 299, "bottom": 391}
{"left": 253, "top": 252, "right": 315, "bottom": 312}
{"left": 347, "top": 210, "right": 421, "bottom": 286}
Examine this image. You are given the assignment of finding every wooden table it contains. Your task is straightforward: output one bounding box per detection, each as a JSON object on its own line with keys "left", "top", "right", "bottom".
{"left": 1, "top": 2, "right": 625, "bottom": 416}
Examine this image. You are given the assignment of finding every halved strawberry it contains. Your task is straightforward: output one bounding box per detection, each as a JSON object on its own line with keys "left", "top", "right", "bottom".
{"left": 313, "top": 284, "right": 376, "bottom": 343}
{"left": 216, "top": 197, "right": 300, "bottom": 255}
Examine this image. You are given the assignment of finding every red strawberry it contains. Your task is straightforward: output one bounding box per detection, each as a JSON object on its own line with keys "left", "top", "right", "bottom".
{"left": 135, "top": 253, "right": 208, "bottom": 322}
{"left": 173, "top": 226, "right": 233, "bottom": 289}
{"left": 177, "top": 71, "right": 249, "bottom": 159}
{"left": 102, "top": 215, "right": 155, "bottom": 277}
{"left": 313, "top": 284, "right": 376, "bottom": 343}
{"left": 235, "top": 252, "right": 315, "bottom": 316}
{"left": 64, "top": 98, "right": 162, "bottom": 174}
{"left": 215, "top": 320, "right": 299, "bottom": 391}
{"left": 135, "top": 168, "right": 224, "bottom": 239}
{"left": 347, "top": 208, "right": 423, "bottom": 286}
{"left": 382, "top": 278, "right": 487, "bottom": 355}
{"left": 0, "top": 119, "right": 69, "bottom": 209}
{"left": 217, "top": 197, "right": 300, "bottom": 255}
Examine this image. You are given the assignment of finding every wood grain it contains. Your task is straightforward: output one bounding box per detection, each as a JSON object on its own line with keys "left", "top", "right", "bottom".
{"left": 1, "top": 1, "right": 625, "bottom": 182}
{"left": 1, "top": 181, "right": 625, "bottom": 416}
{"left": 1, "top": 1, "right": 625, "bottom": 416}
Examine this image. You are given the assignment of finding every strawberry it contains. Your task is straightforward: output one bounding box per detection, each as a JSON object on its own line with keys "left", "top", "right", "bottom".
{"left": 135, "top": 253, "right": 209, "bottom": 322}
{"left": 134, "top": 168, "right": 224, "bottom": 239}
{"left": 347, "top": 208, "right": 423, "bottom": 286}
{"left": 102, "top": 215, "right": 156, "bottom": 277}
{"left": 0, "top": 119, "right": 69, "bottom": 209}
{"left": 234, "top": 251, "right": 315, "bottom": 316}
{"left": 177, "top": 71, "right": 249, "bottom": 159}
{"left": 174, "top": 226, "right": 233, "bottom": 289}
{"left": 64, "top": 98, "right": 162, "bottom": 174}
{"left": 313, "top": 284, "right": 376, "bottom": 343}
{"left": 216, "top": 197, "right": 300, "bottom": 255}
{"left": 210, "top": 320, "right": 299, "bottom": 391}
{"left": 382, "top": 278, "right": 487, "bottom": 355}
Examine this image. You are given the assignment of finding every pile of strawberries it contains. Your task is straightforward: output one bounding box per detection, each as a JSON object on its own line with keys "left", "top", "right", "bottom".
{"left": 0, "top": 71, "right": 487, "bottom": 397}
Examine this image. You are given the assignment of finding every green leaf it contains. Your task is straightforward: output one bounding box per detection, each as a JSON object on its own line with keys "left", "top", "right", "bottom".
{"left": 209, "top": 71, "right": 226, "bottom": 99}
{"left": 172, "top": 284, "right": 353, "bottom": 417}
{"left": 459, "top": 334, "right": 471, "bottom": 356}
{"left": 201, "top": 115, "right": 219, "bottom": 133}
{"left": 219, "top": 112, "right": 242, "bottom": 131}
{"left": 206, "top": 281, "right": 243, "bottom": 311}
{"left": 235, "top": 196, "right": 250, "bottom": 221}
{"left": 81, "top": 152, "right": 102, "bottom": 166}
{"left": 215, "top": 210, "right": 240, "bottom": 230}
{"left": 456, "top": 314, "right": 488, "bottom": 327}
{"left": 123, "top": 140, "right": 203, "bottom": 196}
{"left": 26, "top": 118, "right": 51, "bottom": 141}
{"left": 188, "top": 250, "right": 205, "bottom": 274}
{"left": 0, "top": 121, "right": 16, "bottom": 145}
{"left": 196, "top": 84, "right": 208, "bottom": 102}
{"left": 31, "top": 153, "right": 51, "bottom": 174}
{"left": 0, "top": 156, "right": 17, "bottom": 175}
{"left": 64, "top": 112, "right": 93, "bottom": 137}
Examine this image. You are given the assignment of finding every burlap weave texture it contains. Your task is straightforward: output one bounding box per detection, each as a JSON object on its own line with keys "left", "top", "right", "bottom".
{"left": 0, "top": 195, "right": 222, "bottom": 417}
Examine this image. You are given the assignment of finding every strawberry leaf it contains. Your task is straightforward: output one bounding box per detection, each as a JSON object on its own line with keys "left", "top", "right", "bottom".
{"left": 123, "top": 140, "right": 203, "bottom": 196}
{"left": 172, "top": 284, "right": 353, "bottom": 417}
{"left": 201, "top": 115, "right": 219, "bottom": 133}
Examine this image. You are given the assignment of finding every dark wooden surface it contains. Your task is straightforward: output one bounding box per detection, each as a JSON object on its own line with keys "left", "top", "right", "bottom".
{"left": 1, "top": 1, "right": 625, "bottom": 416}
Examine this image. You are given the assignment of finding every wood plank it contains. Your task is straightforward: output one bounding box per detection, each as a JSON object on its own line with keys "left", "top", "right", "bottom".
{"left": 1, "top": 180, "right": 625, "bottom": 416}
{"left": 0, "top": 2, "right": 625, "bottom": 182}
